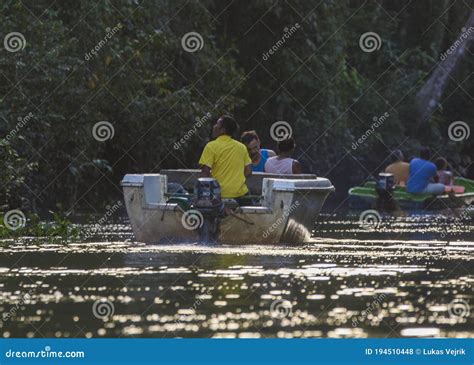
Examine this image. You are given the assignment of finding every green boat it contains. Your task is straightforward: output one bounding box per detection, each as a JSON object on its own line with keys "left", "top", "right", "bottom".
{"left": 348, "top": 177, "right": 474, "bottom": 211}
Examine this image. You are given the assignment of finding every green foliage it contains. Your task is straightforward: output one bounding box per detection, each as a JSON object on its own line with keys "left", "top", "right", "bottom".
{"left": 0, "top": 140, "right": 35, "bottom": 207}
{"left": 1, "top": 0, "right": 245, "bottom": 213}
{"left": 1, "top": 0, "right": 472, "bottom": 211}
{"left": 0, "top": 211, "right": 79, "bottom": 240}
{"left": 211, "top": 0, "right": 473, "bottom": 189}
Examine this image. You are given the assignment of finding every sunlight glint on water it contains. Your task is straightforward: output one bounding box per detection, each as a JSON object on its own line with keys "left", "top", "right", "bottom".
{"left": 0, "top": 214, "right": 472, "bottom": 338}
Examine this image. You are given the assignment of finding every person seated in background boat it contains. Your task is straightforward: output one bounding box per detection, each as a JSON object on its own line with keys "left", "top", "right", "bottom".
{"left": 384, "top": 149, "right": 409, "bottom": 186}
{"left": 434, "top": 157, "right": 467, "bottom": 194}
{"left": 198, "top": 115, "right": 252, "bottom": 204}
{"left": 406, "top": 147, "right": 445, "bottom": 195}
{"left": 264, "top": 138, "right": 302, "bottom": 174}
{"left": 241, "top": 130, "right": 276, "bottom": 172}
{"left": 434, "top": 157, "right": 454, "bottom": 186}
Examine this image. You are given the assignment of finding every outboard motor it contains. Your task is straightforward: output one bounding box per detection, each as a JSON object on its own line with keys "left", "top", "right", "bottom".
{"left": 375, "top": 172, "right": 398, "bottom": 212}
{"left": 191, "top": 178, "right": 224, "bottom": 243}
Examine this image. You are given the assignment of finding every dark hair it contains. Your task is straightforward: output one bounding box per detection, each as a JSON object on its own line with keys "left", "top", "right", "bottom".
{"left": 219, "top": 115, "right": 238, "bottom": 136}
{"left": 278, "top": 138, "right": 295, "bottom": 153}
{"left": 241, "top": 130, "right": 259, "bottom": 145}
{"left": 420, "top": 147, "right": 431, "bottom": 160}
{"left": 391, "top": 149, "right": 404, "bottom": 163}
{"left": 435, "top": 157, "right": 448, "bottom": 170}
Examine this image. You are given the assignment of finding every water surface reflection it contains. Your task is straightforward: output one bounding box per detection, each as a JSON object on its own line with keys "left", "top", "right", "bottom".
{"left": 0, "top": 214, "right": 472, "bottom": 338}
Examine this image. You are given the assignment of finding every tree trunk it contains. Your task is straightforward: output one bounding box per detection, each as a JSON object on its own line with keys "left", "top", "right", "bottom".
{"left": 415, "top": 10, "right": 474, "bottom": 124}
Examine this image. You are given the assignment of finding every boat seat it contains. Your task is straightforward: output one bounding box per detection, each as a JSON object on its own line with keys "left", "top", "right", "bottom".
{"left": 160, "top": 169, "right": 318, "bottom": 195}
{"left": 167, "top": 182, "right": 187, "bottom": 194}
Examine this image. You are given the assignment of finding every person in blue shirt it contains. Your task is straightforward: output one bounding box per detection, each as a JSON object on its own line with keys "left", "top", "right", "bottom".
{"left": 406, "top": 148, "right": 445, "bottom": 195}
{"left": 241, "top": 130, "right": 276, "bottom": 172}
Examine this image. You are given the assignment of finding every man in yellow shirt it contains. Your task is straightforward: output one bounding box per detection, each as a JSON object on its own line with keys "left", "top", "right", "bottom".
{"left": 199, "top": 115, "right": 252, "bottom": 200}
{"left": 385, "top": 149, "right": 409, "bottom": 186}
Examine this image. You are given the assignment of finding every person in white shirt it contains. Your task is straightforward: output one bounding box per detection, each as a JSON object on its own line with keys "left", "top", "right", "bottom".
{"left": 264, "top": 138, "right": 302, "bottom": 174}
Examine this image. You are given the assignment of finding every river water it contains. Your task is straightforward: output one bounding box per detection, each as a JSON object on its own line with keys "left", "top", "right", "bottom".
{"left": 0, "top": 212, "right": 472, "bottom": 338}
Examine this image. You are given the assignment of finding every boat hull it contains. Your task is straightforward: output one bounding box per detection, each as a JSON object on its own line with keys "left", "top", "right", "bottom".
{"left": 122, "top": 173, "right": 334, "bottom": 244}
{"left": 348, "top": 178, "right": 474, "bottom": 211}
{"left": 349, "top": 193, "right": 474, "bottom": 211}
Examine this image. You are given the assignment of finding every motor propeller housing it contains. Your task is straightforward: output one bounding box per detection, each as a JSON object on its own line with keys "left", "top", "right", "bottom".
{"left": 375, "top": 173, "right": 398, "bottom": 212}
